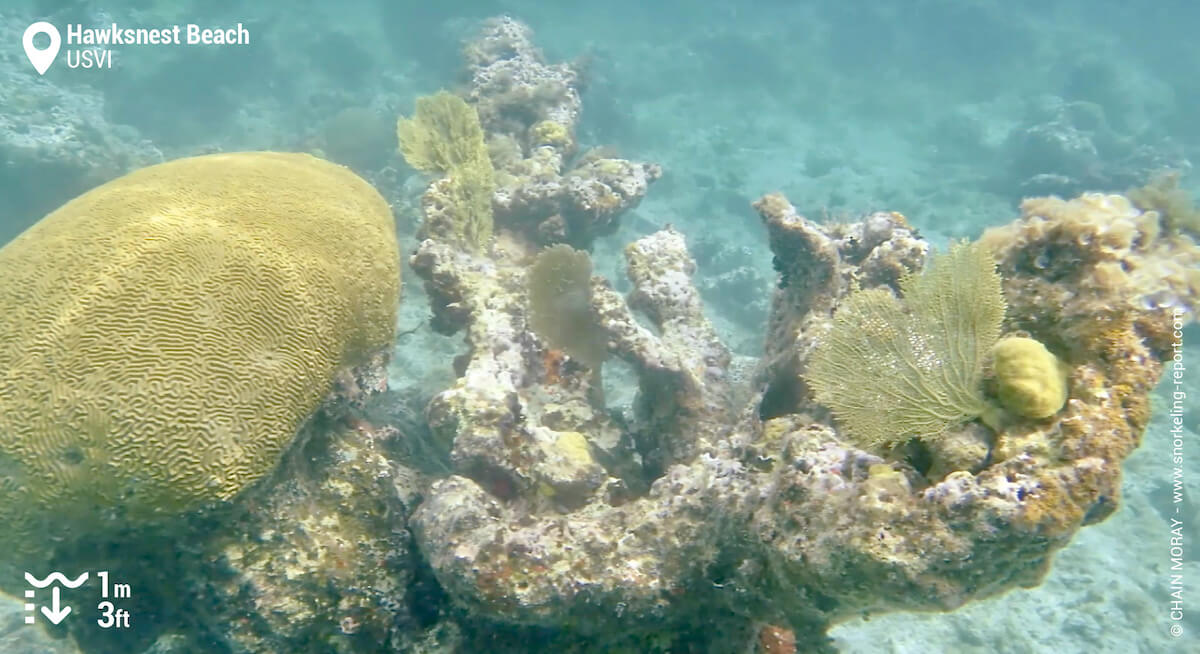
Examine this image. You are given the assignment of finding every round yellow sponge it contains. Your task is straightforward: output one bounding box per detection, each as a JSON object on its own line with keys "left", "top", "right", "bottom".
{"left": 991, "top": 336, "right": 1069, "bottom": 419}
{"left": 0, "top": 152, "right": 399, "bottom": 541}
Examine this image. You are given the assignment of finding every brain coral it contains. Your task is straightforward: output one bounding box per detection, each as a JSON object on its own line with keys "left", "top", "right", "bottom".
{"left": 0, "top": 152, "right": 399, "bottom": 552}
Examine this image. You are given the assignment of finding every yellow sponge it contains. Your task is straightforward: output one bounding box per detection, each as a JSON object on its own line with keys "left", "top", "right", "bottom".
{"left": 991, "top": 336, "right": 1069, "bottom": 419}
{"left": 0, "top": 153, "right": 399, "bottom": 547}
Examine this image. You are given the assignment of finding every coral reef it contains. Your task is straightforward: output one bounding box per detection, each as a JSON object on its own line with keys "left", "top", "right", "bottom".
{"left": 1, "top": 12, "right": 1189, "bottom": 654}
{"left": 464, "top": 17, "right": 582, "bottom": 142}
{"left": 980, "top": 192, "right": 1200, "bottom": 347}
{"left": 1127, "top": 169, "right": 1200, "bottom": 238}
{"left": 409, "top": 226, "right": 748, "bottom": 648}
{"left": 43, "top": 355, "right": 428, "bottom": 654}
{"left": 1001, "top": 96, "right": 1190, "bottom": 200}
{"left": 754, "top": 197, "right": 929, "bottom": 421}
{"left": 739, "top": 192, "right": 1183, "bottom": 632}
{"left": 177, "top": 410, "right": 421, "bottom": 654}
{"left": 404, "top": 181, "right": 1186, "bottom": 650}
{"left": 463, "top": 17, "right": 661, "bottom": 248}
{"left": 0, "top": 152, "right": 399, "bottom": 578}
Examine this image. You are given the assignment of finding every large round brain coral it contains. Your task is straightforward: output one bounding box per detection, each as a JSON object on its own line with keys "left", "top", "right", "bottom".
{"left": 0, "top": 152, "right": 399, "bottom": 553}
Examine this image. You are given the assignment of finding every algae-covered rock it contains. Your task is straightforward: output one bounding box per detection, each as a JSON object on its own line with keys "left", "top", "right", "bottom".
{"left": 0, "top": 152, "right": 400, "bottom": 568}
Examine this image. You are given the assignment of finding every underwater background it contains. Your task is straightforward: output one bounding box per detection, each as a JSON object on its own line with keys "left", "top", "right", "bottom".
{"left": 0, "top": 0, "right": 1197, "bottom": 652}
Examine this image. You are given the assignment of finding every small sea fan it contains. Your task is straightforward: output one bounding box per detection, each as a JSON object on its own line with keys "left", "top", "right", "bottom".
{"left": 527, "top": 244, "right": 608, "bottom": 368}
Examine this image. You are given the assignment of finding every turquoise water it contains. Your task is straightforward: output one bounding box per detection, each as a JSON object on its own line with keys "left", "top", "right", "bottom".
{"left": 1, "top": 1, "right": 1197, "bottom": 652}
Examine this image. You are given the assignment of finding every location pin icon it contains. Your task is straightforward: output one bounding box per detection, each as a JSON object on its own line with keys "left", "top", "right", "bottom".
{"left": 23, "top": 22, "right": 61, "bottom": 76}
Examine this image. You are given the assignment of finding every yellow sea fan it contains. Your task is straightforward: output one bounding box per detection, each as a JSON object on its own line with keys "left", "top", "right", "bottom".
{"left": 397, "top": 91, "right": 495, "bottom": 251}
{"left": 806, "top": 241, "right": 1005, "bottom": 448}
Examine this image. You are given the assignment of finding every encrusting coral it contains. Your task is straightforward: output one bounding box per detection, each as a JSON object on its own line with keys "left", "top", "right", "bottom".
{"left": 1126, "top": 169, "right": 1200, "bottom": 238}
{"left": 980, "top": 192, "right": 1200, "bottom": 347}
{"left": 0, "top": 152, "right": 400, "bottom": 576}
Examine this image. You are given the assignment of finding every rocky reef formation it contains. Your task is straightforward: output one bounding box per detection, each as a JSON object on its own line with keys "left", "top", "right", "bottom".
{"left": 1000, "top": 96, "right": 1190, "bottom": 201}
{"left": 459, "top": 16, "right": 661, "bottom": 249}
{"left": 37, "top": 355, "right": 430, "bottom": 654}
{"left": 406, "top": 178, "right": 1192, "bottom": 650}
{"left": 400, "top": 25, "right": 1198, "bottom": 642}
{"left": 209, "top": 17, "right": 1192, "bottom": 654}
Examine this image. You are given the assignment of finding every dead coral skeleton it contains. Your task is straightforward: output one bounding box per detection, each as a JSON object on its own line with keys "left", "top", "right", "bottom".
{"left": 396, "top": 16, "right": 1187, "bottom": 654}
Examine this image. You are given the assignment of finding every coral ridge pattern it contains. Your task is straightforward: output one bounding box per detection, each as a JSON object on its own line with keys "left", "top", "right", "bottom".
{"left": 0, "top": 152, "right": 399, "bottom": 570}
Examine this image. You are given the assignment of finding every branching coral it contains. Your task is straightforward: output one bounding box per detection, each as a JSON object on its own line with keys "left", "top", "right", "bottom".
{"left": 753, "top": 194, "right": 928, "bottom": 420}
{"left": 462, "top": 17, "right": 661, "bottom": 248}
{"left": 396, "top": 18, "right": 1190, "bottom": 654}
{"left": 399, "top": 20, "right": 660, "bottom": 255}
{"left": 409, "top": 228, "right": 740, "bottom": 644}
{"left": 401, "top": 183, "right": 1187, "bottom": 651}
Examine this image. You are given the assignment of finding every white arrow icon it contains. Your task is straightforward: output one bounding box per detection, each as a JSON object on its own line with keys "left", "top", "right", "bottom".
{"left": 40, "top": 586, "right": 71, "bottom": 624}
{"left": 22, "top": 21, "right": 62, "bottom": 76}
